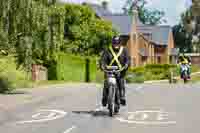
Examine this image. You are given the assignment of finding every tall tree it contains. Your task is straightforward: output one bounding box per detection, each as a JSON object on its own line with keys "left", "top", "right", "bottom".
{"left": 181, "top": 0, "right": 200, "bottom": 52}
{"left": 172, "top": 24, "right": 193, "bottom": 53}
{"left": 63, "top": 4, "right": 117, "bottom": 56}
{"left": 123, "top": 0, "right": 166, "bottom": 25}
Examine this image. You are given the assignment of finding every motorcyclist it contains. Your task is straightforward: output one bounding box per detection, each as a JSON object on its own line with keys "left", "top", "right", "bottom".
{"left": 100, "top": 35, "right": 130, "bottom": 107}
{"left": 177, "top": 54, "right": 192, "bottom": 79}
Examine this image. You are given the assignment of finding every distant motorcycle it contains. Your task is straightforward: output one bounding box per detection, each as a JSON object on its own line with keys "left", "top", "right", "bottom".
{"left": 180, "top": 64, "right": 190, "bottom": 83}
{"left": 104, "top": 66, "right": 121, "bottom": 117}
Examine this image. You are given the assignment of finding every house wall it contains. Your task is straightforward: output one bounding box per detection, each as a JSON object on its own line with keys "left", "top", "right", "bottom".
{"left": 191, "top": 56, "right": 200, "bottom": 66}
{"left": 154, "top": 46, "right": 167, "bottom": 64}
{"left": 167, "top": 30, "right": 175, "bottom": 63}
{"left": 185, "top": 53, "right": 200, "bottom": 66}
{"left": 138, "top": 36, "right": 147, "bottom": 65}
{"left": 127, "top": 34, "right": 140, "bottom": 67}
{"left": 127, "top": 35, "right": 154, "bottom": 66}
{"left": 127, "top": 30, "right": 175, "bottom": 66}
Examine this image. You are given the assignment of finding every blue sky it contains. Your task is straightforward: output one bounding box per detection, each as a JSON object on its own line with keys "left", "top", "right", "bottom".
{"left": 60, "top": 0, "right": 190, "bottom": 26}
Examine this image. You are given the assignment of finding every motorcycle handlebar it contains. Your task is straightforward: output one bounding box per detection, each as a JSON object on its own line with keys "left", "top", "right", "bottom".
{"left": 103, "top": 69, "right": 121, "bottom": 73}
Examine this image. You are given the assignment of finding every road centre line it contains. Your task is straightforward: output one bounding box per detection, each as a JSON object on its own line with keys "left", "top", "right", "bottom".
{"left": 63, "top": 126, "right": 76, "bottom": 133}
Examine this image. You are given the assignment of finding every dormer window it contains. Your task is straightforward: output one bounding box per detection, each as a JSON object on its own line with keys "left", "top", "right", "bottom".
{"left": 143, "top": 33, "right": 152, "bottom": 40}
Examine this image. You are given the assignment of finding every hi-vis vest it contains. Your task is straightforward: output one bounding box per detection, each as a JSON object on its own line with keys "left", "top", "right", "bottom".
{"left": 182, "top": 57, "right": 189, "bottom": 64}
{"left": 108, "top": 45, "right": 124, "bottom": 69}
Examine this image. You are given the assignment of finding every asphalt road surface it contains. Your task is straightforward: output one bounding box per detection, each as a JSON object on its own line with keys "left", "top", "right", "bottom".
{"left": 0, "top": 83, "right": 200, "bottom": 133}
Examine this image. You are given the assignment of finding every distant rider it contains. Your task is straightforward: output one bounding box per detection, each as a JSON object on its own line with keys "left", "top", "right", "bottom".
{"left": 177, "top": 54, "right": 192, "bottom": 79}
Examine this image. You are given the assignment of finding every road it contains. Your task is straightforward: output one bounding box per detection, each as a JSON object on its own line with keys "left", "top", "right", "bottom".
{"left": 0, "top": 83, "right": 200, "bottom": 133}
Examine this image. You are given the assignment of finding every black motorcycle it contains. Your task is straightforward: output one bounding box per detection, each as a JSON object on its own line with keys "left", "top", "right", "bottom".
{"left": 104, "top": 66, "right": 121, "bottom": 117}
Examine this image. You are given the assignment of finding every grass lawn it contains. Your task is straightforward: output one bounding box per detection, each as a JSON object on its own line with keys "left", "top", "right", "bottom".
{"left": 191, "top": 65, "right": 200, "bottom": 73}
{"left": 191, "top": 74, "right": 200, "bottom": 83}
{"left": 0, "top": 55, "right": 32, "bottom": 89}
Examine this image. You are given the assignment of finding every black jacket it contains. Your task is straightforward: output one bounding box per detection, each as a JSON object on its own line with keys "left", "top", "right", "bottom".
{"left": 100, "top": 46, "right": 130, "bottom": 77}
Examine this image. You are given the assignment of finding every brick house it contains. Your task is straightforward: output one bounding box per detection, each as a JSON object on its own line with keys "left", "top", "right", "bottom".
{"left": 89, "top": 3, "right": 178, "bottom": 67}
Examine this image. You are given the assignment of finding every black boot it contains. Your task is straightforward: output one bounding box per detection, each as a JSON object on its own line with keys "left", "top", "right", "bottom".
{"left": 102, "top": 81, "right": 108, "bottom": 107}
{"left": 119, "top": 79, "right": 126, "bottom": 106}
{"left": 114, "top": 105, "right": 120, "bottom": 114}
{"left": 120, "top": 97, "right": 126, "bottom": 106}
{"left": 102, "top": 97, "right": 107, "bottom": 107}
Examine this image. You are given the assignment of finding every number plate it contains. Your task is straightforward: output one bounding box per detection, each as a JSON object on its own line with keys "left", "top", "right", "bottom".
{"left": 108, "top": 77, "right": 116, "bottom": 84}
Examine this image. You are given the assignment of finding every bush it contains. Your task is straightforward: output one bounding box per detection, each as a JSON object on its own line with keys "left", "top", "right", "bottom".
{"left": 191, "top": 65, "right": 200, "bottom": 73}
{"left": 127, "top": 66, "right": 145, "bottom": 83}
{"left": 129, "top": 67, "right": 145, "bottom": 74}
{"left": 52, "top": 53, "right": 98, "bottom": 82}
{"left": 0, "top": 75, "right": 14, "bottom": 93}
{"left": 127, "top": 64, "right": 178, "bottom": 83}
{"left": 0, "top": 56, "right": 31, "bottom": 91}
{"left": 47, "top": 61, "right": 57, "bottom": 80}
{"left": 126, "top": 72, "right": 144, "bottom": 83}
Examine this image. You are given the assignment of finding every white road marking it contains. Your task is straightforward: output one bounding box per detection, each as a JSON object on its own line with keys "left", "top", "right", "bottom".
{"left": 135, "top": 86, "right": 143, "bottom": 91}
{"left": 128, "top": 111, "right": 148, "bottom": 120}
{"left": 32, "top": 113, "right": 41, "bottom": 118}
{"left": 116, "top": 110, "right": 176, "bottom": 125}
{"left": 126, "top": 86, "right": 144, "bottom": 94}
{"left": 17, "top": 110, "right": 67, "bottom": 124}
{"left": 63, "top": 126, "right": 76, "bottom": 133}
{"left": 116, "top": 117, "right": 176, "bottom": 125}
{"left": 157, "top": 112, "right": 169, "bottom": 121}
{"left": 141, "top": 113, "right": 148, "bottom": 120}
{"left": 95, "top": 106, "right": 104, "bottom": 111}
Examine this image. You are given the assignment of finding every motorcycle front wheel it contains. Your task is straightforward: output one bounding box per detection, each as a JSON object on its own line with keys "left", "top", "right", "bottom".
{"left": 108, "top": 85, "right": 115, "bottom": 117}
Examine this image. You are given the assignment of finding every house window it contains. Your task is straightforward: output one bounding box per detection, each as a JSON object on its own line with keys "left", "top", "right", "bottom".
{"left": 142, "top": 56, "right": 147, "bottom": 61}
{"left": 143, "top": 33, "right": 152, "bottom": 40}
{"left": 158, "top": 56, "right": 161, "bottom": 64}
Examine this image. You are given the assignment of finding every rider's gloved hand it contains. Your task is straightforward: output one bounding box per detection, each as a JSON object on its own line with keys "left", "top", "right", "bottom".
{"left": 124, "top": 64, "right": 129, "bottom": 70}
{"left": 101, "top": 65, "right": 106, "bottom": 71}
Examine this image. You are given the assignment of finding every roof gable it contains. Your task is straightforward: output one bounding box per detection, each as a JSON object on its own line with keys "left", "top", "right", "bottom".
{"left": 88, "top": 3, "right": 172, "bottom": 45}
{"left": 137, "top": 25, "right": 171, "bottom": 45}
{"left": 102, "top": 15, "right": 132, "bottom": 35}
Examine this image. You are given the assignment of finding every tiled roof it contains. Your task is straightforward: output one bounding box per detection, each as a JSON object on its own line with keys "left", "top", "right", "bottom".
{"left": 89, "top": 3, "right": 172, "bottom": 45}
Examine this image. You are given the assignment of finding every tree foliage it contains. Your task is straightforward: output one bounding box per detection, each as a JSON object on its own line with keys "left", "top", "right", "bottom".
{"left": 123, "top": 0, "right": 166, "bottom": 25}
{"left": 0, "top": 1, "right": 117, "bottom": 71}
{"left": 63, "top": 4, "right": 117, "bottom": 56}
{"left": 179, "top": 0, "right": 200, "bottom": 53}
{"left": 0, "top": 0, "right": 66, "bottom": 70}
{"left": 172, "top": 24, "right": 193, "bottom": 53}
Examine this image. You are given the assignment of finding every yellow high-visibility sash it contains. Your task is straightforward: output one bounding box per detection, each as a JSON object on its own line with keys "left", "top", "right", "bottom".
{"left": 182, "top": 57, "right": 188, "bottom": 64}
{"left": 108, "top": 45, "right": 124, "bottom": 69}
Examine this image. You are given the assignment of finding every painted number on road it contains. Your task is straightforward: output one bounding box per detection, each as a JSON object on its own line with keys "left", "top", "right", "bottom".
{"left": 116, "top": 110, "right": 176, "bottom": 125}
{"left": 17, "top": 109, "right": 67, "bottom": 124}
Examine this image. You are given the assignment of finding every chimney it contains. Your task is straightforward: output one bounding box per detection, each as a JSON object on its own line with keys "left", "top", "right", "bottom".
{"left": 122, "top": 7, "right": 129, "bottom": 14}
{"left": 102, "top": 1, "right": 108, "bottom": 10}
{"left": 130, "top": 5, "right": 139, "bottom": 67}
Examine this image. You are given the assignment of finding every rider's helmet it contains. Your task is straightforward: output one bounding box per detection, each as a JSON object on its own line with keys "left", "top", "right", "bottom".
{"left": 112, "top": 36, "right": 121, "bottom": 47}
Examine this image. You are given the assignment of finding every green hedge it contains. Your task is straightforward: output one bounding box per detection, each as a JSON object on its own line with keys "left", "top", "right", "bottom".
{"left": 49, "top": 54, "right": 192, "bottom": 83}
{"left": 48, "top": 53, "right": 100, "bottom": 82}
{"left": 127, "top": 64, "right": 178, "bottom": 83}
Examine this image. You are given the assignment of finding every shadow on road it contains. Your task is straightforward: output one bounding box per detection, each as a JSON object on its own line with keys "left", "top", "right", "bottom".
{"left": 72, "top": 110, "right": 109, "bottom": 117}
{"left": 2, "top": 90, "right": 28, "bottom": 95}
